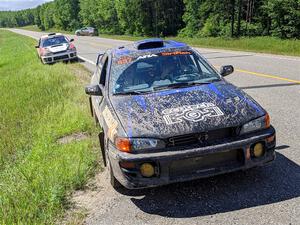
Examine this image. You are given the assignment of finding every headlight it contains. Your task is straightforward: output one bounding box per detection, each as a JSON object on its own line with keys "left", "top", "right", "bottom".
{"left": 240, "top": 113, "right": 270, "bottom": 135}
{"left": 41, "top": 48, "right": 52, "bottom": 56}
{"left": 115, "top": 137, "right": 165, "bottom": 152}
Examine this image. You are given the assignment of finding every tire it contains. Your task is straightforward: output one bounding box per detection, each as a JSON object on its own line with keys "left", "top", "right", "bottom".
{"left": 70, "top": 57, "right": 78, "bottom": 63}
{"left": 107, "top": 161, "right": 122, "bottom": 189}
{"left": 102, "top": 136, "right": 122, "bottom": 189}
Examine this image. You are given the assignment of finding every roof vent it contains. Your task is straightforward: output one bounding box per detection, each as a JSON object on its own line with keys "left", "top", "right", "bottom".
{"left": 135, "top": 39, "right": 164, "bottom": 50}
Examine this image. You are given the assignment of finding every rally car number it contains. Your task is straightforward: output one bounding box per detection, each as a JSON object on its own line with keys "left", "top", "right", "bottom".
{"left": 162, "top": 103, "right": 224, "bottom": 125}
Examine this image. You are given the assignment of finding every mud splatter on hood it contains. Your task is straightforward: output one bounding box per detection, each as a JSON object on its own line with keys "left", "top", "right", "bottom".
{"left": 111, "top": 81, "right": 265, "bottom": 138}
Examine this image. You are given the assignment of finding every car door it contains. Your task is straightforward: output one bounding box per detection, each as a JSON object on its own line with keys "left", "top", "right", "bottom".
{"left": 87, "top": 27, "right": 92, "bottom": 35}
{"left": 81, "top": 27, "right": 87, "bottom": 35}
{"left": 92, "top": 53, "right": 109, "bottom": 124}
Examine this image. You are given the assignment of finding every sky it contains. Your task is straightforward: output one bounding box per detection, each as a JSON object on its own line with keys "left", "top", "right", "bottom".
{"left": 0, "top": 0, "right": 53, "bottom": 11}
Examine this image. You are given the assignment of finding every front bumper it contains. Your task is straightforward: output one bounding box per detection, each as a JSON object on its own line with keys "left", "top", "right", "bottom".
{"left": 108, "top": 127, "right": 276, "bottom": 189}
{"left": 41, "top": 50, "right": 77, "bottom": 64}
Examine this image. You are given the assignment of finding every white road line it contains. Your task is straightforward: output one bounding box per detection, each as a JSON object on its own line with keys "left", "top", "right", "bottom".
{"left": 78, "top": 55, "right": 96, "bottom": 65}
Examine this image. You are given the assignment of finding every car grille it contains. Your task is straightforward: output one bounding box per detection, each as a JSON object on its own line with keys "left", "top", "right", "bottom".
{"left": 166, "top": 127, "right": 236, "bottom": 148}
{"left": 54, "top": 55, "right": 69, "bottom": 60}
{"left": 169, "top": 149, "right": 244, "bottom": 179}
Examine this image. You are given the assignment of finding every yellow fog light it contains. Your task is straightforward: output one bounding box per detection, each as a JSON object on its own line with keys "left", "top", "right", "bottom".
{"left": 253, "top": 143, "right": 264, "bottom": 158}
{"left": 140, "top": 163, "right": 155, "bottom": 177}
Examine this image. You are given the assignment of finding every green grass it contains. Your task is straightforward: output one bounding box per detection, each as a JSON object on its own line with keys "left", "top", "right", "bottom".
{"left": 21, "top": 25, "right": 74, "bottom": 35}
{"left": 19, "top": 25, "right": 42, "bottom": 32}
{"left": 0, "top": 30, "right": 98, "bottom": 224}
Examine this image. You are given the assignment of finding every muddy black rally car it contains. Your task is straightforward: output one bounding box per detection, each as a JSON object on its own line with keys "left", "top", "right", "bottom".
{"left": 85, "top": 39, "right": 276, "bottom": 189}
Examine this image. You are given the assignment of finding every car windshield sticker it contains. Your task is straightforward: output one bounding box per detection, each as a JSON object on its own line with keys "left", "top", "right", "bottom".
{"left": 161, "top": 51, "right": 192, "bottom": 56}
{"left": 115, "top": 52, "right": 192, "bottom": 65}
{"left": 137, "top": 54, "right": 158, "bottom": 60}
{"left": 117, "top": 56, "right": 133, "bottom": 65}
{"left": 162, "top": 103, "right": 224, "bottom": 125}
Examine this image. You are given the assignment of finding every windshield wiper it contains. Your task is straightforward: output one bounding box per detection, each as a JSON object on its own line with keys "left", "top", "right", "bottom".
{"left": 114, "top": 90, "right": 150, "bottom": 95}
{"left": 153, "top": 81, "right": 213, "bottom": 91}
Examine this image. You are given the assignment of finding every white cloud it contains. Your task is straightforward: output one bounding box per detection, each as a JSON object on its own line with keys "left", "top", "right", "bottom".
{"left": 0, "top": 0, "right": 53, "bottom": 11}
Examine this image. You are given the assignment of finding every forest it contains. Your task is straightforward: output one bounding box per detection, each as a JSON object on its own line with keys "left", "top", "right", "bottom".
{"left": 0, "top": 0, "right": 300, "bottom": 39}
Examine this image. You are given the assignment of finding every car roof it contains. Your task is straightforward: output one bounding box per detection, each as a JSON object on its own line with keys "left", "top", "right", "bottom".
{"left": 111, "top": 38, "right": 191, "bottom": 58}
{"left": 41, "top": 33, "right": 64, "bottom": 39}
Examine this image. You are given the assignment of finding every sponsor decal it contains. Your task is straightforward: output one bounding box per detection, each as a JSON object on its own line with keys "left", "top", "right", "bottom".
{"left": 161, "top": 51, "right": 192, "bottom": 56}
{"left": 102, "top": 106, "right": 118, "bottom": 140}
{"left": 116, "top": 51, "right": 191, "bottom": 64}
{"left": 137, "top": 54, "right": 158, "bottom": 60}
{"left": 162, "top": 103, "right": 224, "bottom": 125}
{"left": 116, "top": 56, "right": 133, "bottom": 65}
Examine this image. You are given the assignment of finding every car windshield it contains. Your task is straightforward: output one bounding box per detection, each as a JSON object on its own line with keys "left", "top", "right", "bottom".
{"left": 42, "top": 36, "right": 68, "bottom": 47}
{"left": 110, "top": 50, "right": 221, "bottom": 95}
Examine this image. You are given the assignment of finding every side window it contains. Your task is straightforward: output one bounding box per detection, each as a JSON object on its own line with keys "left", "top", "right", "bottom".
{"left": 99, "top": 54, "right": 106, "bottom": 67}
{"left": 95, "top": 54, "right": 105, "bottom": 82}
{"left": 100, "top": 56, "right": 109, "bottom": 86}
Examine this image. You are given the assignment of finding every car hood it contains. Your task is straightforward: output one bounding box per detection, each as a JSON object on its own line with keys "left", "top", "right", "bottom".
{"left": 111, "top": 81, "right": 265, "bottom": 139}
{"left": 47, "top": 43, "right": 68, "bottom": 53}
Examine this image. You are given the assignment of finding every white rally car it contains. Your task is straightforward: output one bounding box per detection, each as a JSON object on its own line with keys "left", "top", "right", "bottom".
{"left": 35, "top": 33, "right": 77, "bottom": 64}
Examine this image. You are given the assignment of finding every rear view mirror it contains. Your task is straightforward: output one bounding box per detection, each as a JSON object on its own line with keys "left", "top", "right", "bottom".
{"left": 220, "top": 65, "right": 234, "bottom": 76}
{"left": 85, "top": 85, "right": 102, "bottom": 96}
{"left": 69, "top": 38, "right": 74, "bottom": 42}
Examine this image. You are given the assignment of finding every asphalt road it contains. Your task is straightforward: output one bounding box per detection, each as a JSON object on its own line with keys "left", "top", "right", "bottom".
{"left": 9, "top": 29, "right": 300, "bottom": 225}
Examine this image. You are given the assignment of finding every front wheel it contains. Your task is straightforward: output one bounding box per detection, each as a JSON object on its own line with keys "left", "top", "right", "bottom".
{"left": 100, "top": 132, "right": 122, "bottom": 189}
{"left": 70, "top": 57, "right": 78, "bottom": 63}
{"left": 105, "top": 150, "right": 121, "bottom": 189}
{"left": 107, "top": 162, "right": 122, "bottom": 189}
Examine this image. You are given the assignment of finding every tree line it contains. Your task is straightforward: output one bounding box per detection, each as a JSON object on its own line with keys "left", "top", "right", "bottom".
{"left": 0, "top": 0, "right": 299, "bottom": 39}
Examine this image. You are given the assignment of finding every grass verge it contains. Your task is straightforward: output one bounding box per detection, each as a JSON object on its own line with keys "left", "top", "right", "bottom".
{"left": 20, "top": 25, "right": 300, "bottom": 57}
{"left": 20, "top": 25, "right": 74, "bottom": 35}
{"left": 0, "top": 30, "right": 98, "bottom": 224}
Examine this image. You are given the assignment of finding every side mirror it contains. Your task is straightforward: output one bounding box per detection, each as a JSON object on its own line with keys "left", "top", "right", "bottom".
{"left": 85, "top": 85, "right": 102, "bottom": 96}
{"left": 69, "top": 38, "right": 74, "bottom": 42}
{"left": 220, "top": 65, "right": 234, "bottom": 77}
